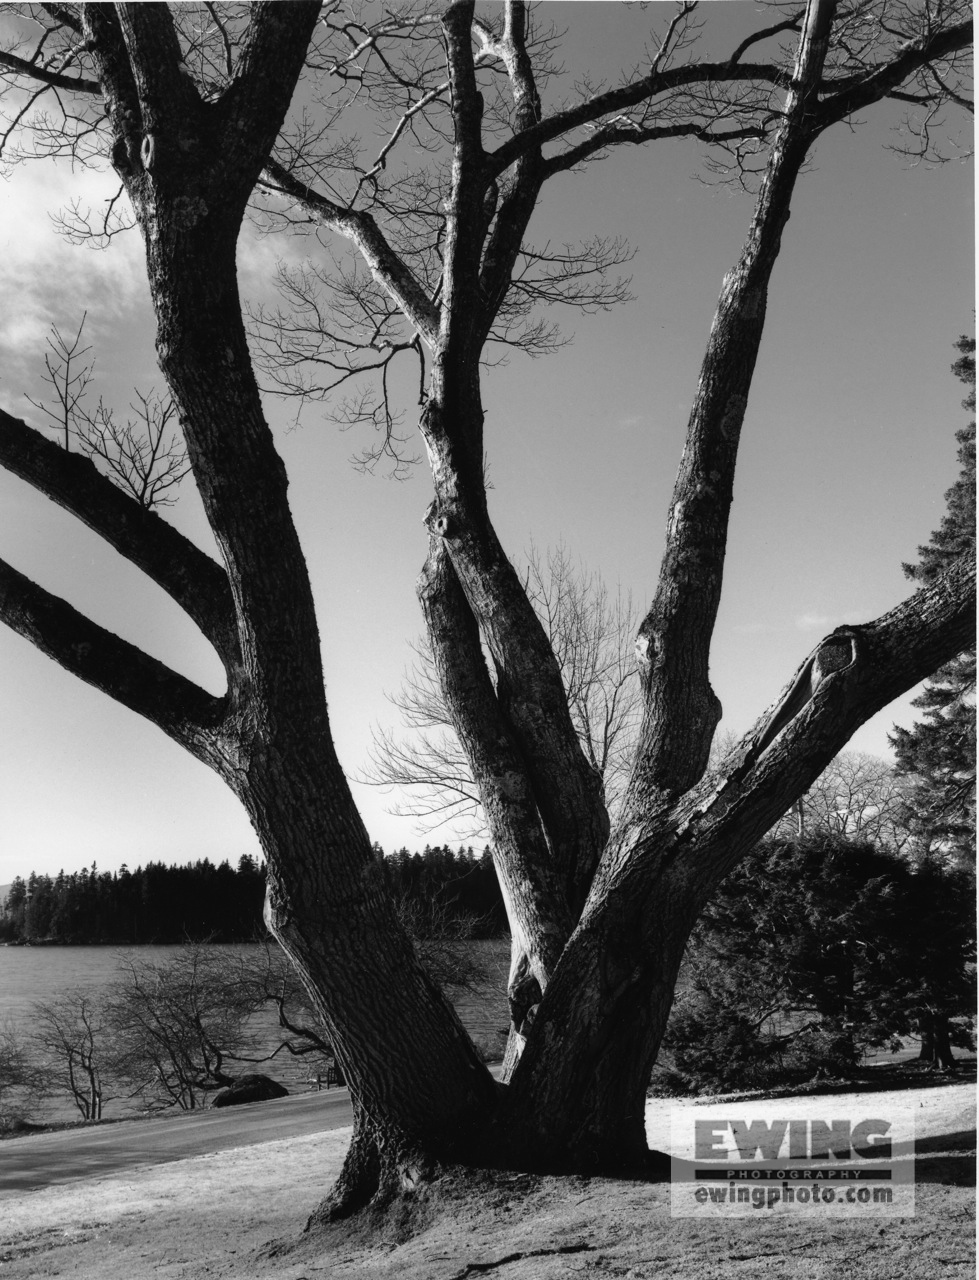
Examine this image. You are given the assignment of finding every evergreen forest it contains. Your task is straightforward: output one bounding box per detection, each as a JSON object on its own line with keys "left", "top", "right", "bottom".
{"left": 0, "top": 845, "right": 506, "bottom": 945}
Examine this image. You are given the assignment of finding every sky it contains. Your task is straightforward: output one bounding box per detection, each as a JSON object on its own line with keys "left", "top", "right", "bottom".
{"left": 0, "top": 2, "right": 974, "bottom": 883}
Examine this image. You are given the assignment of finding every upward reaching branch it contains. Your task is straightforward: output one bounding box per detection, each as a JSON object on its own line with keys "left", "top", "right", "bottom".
{"left": 260, "top": 158, "right": 441, "bottom": 346}
{"left": 474, "top": 2, "right": 546, "bottom": 347}
{"left": 631, "top": 0, "right": 839, "bottom": 807}
{"left": 347, "top": 5, "right": 608, "bottom": 929}
{"left": 417, "top": 539, "right": 573, "bottom": 1039}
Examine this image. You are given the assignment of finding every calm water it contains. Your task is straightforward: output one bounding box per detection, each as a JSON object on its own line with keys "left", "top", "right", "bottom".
{"left": 0, "top": 943, "right": 284, "bottom": 1035}
{"left": 0, "top": 941, "right": 509, "bottom": 1037}
{"left": 0, "top": 940, "right": 510, "bottom": 1121}
{"left": 0, "top": 944, "right": 205, "bottom": 1032}
{"left": 1, "top": 945, "right": 263, "bottom": 1122}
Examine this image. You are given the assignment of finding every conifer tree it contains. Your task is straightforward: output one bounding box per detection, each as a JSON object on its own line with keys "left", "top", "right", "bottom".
{"left": 891, "top": 338, "right": 977, "bottom": 862}
{"left": 658, "top": 836, "right": 975, "bottom": 1090}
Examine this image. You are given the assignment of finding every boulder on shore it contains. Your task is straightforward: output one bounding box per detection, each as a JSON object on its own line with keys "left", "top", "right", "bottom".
{"left": 211, "top": 1074, "right": 289, "bottom": 1108}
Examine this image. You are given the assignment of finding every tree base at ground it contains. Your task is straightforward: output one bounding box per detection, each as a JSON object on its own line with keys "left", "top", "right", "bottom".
{"left": 304, "top": 1113, "right": 673, "bottom": 1233}
{"left": 295, "top": 1161, "right": 670, "bottom": 1266}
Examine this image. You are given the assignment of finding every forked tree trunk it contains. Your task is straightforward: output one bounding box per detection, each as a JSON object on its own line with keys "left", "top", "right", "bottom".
{"left": 495, "top": 809, "right": 727, "bottom": 1170}
{"left": 500, "top": 909, "right": 692, "bottom": 1171}
{"left": 495, "top": 570, "right": 976, "bottom": 1167}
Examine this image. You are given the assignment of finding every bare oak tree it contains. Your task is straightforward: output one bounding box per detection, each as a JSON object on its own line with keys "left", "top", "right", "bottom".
{"left": 107, "top": 946, "right": 264, "bottom": 1110}
{"left": 364, "top": 544, "right": 643, "bottom": 836}
{"left": 0, "top": 1019, "right": 43, "bottom": 1132}
{"left": 0, "top": 0, "right": 974, "bottom": 1220}
{"left": 30, "top": 988, "right": 110, "bottom": 1121}
{"left": 771, "top": 750, "right": 917, "bottom": 851}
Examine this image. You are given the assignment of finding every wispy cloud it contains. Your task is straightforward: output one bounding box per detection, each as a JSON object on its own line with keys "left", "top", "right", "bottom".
{"left": 795, "top": 612, "right": 835, "bottom": 631}
{"left": 0, "top": 164, "right": 147, "bottom": 394}
{"left": 237, "top": 217, "right": 311, "bottom": 306}
{"left": 795, "top": 608, "right": 868, "bottom": 633}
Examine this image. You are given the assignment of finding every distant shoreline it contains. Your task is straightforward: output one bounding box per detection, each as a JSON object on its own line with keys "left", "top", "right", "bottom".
{"left": 0, "top": 937, "right": 272, "bottom": 947}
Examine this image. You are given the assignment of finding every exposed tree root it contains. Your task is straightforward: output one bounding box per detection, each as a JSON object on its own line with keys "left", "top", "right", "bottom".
{"left": 305, "top": 1103, "right": 382, "bottom": 1226}
{"left": 262, "top": 1147, "right": 675, "bottom": 1277}
{"left": 308, "top": 1129, "right": 673, "bottom": 1229}
{"left": 304, "top": 1100, "right": 441, "bottom": 1237}
{"left": 292, "top": 1090, "right": 675, "bottom": 1263}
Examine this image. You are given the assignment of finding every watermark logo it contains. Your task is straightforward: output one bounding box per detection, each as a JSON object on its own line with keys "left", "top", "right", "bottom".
{"left": 670, "top": 1103, "right": 915, "bottom": 1217}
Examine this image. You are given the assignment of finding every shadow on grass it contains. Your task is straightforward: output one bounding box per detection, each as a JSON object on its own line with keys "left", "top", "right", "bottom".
{"left": 912, "top": 1129, "right": 976, "bottom": 1186}
{"left": 653, "top": 1059, "right": 977, "bottom": 1106}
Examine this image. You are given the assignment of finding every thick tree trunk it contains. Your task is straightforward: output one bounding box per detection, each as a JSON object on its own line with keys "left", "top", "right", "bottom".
{"left": 500, "top": 567, "right": 976, "bottom": 1166}
{"left": 918, "top": 1026, "right": 935, "bottom": 1062}
{"left": 933, "top": 1023, "right": 956, "bottom": 1072}
{"left": 245, "top": 755, "right": 498, "bottom": 1157}
{"left": 303, "top": 1097, "right": 447, "bottom": 1225}
{"left": 500, "top": 913, "right": 689, "bottom": 1171}
{"left": 89, "top": 8, "right": 501, "bottom": 1171}
{"left": 422, "top": 391, "right": 610, "bottom": 916}
{"left": 917, "top": 1016, "right": 957, "bottom": 1071}
{"left": 417, "top": 539, "right": 580, "bottom": 1057}
{"left": 495, "top": 814, "right": 708, "bottom": 1170}
{"left": 157, "top": 282, "right": 497, "bottom": 1164}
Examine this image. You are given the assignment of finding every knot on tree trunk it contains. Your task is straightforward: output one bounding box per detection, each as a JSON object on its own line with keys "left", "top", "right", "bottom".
{"left": 813, "top": 629, "right": 860, "bottom": 682}
{"left": 422, "top": 499, "right": 454, "bottom": 539}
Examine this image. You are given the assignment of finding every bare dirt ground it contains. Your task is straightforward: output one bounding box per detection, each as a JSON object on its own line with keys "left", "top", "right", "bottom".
{"left": 0, "top": 1080, "right": 973, "bottom": 1280}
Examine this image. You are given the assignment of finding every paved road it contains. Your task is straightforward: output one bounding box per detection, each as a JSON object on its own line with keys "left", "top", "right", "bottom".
{"left": 0, "top": 1089, "right": 354, "bottom": 1196}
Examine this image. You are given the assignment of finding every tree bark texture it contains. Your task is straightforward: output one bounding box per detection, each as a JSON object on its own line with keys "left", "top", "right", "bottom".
{"left": 78, "top": 0, "right": 498, "bottom": 1168}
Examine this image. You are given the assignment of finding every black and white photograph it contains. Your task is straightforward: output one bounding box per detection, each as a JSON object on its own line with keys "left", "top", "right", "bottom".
{"left": 0, "top": 2, "right": 974, "bottom": 1276}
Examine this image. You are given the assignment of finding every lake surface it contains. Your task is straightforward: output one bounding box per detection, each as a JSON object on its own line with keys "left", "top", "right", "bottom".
{"left": 0, "top": 940, "right": 510, "bottom": 1122}
{"left": 1, "top": 944, "right": 198, "bottom": 1030}
{"left": 0, "top": 941, "right": 510, "bottom": 1035}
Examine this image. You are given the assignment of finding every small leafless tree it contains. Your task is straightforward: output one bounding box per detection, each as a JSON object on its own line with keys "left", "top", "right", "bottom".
{"left": 364, "top": 545, "right": 643, "bottom": 835}
{"left": 30, "top": 988, "right": 109, "bottom": 1121}
{"left": 772, "top": 751, "right": 917, "bottom": 852}
{"left": 106, "top": 945, "right": 265, "bottom": 1111}
{"left": 26, "top": 315, "right": 93, "bottom": 451}
{"left": 394, "top": 892, "right": 499, "bottom": 994}
{"left": 230, "top": 941, "right": 334, "bottom": 1076}
{"left": 0, "top": 1019, "right": 42, "bottom": 1132}
{"left": 76, "top": 389, "right": 190, "bottom": 508}
{"left": 233, "top": 908, "right": 495, "bottom": 1081}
